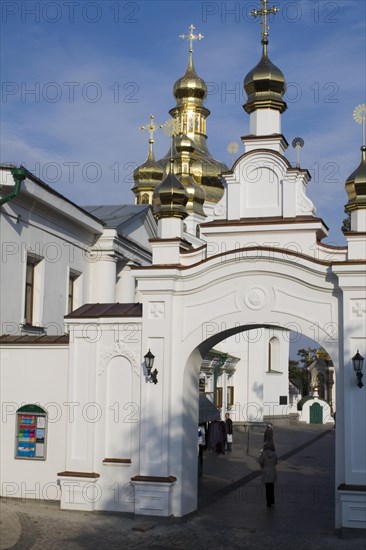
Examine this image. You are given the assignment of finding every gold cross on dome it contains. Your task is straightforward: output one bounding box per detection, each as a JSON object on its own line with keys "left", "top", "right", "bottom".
{"left": 140, "top": 114, "right": 162, "bottom": 143}
{"left": 179, "top": 24, "right": 204, "bottom": 53}
{"left": 251, "top": 0, "right": 279, "bottom": 41}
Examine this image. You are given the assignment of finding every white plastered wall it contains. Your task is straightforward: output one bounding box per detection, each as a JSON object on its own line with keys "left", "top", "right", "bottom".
{"left": 0, "top": 345, "right": 68, "bottom": 500}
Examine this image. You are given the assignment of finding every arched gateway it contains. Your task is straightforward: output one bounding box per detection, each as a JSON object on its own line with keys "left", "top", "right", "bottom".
{"left": 131, "top": 240, "right": 363, "bottom": 526}
{"left": 60, "top": 12, "right": 365, "bottom": 536}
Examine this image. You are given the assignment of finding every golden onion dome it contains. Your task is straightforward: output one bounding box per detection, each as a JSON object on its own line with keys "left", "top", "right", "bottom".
{"left": 132, "top": 146, "right": 164, "bottom": 195}
{"left": 153, "top": 159, "right": 189, "bottom": 220}
{"left": 345, "top": 146, "right": 366, "bottom": 211}
{"left": 244, "top": 40, "right": 287, "bottom": 114}
{"left": 191, "top": 157, "right": 225, "bottom": 203}
{"left": 180, "top": 174, "right": 206, "bottom": 217}
{"left": 173, "top": 52, "right": 207, "bottom": 101}
{"left": 133, "top": 156, "right": 164, "bottom": 185}
{"left": 174, "top": 134, "right": 206, "bottom": 217}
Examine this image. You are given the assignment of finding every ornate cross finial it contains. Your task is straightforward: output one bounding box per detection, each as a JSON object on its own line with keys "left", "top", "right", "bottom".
{"left": 251, "top": 0, "right": 279, "bottom": 43}
{"left": 140, "top": 114, "right": 163, "bottom": 159}
{"left": 140, "top": 114, "right": 162, "bottom": 144}
{"left": 179, "top": 24, "right": 204, "bottom": 53}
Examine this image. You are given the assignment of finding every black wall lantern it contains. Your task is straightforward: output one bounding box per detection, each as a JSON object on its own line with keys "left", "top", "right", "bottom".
{"left": 144, "top": 349, "right": 158, "bottom": 384}
{"left": 352, "top": 350, "right": 364, "bottom": 389}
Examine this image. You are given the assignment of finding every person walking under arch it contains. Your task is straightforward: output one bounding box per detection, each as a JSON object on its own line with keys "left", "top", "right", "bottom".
{"left": 225, "top": 413, "right": 233, "bottom": 452}
{"left": 259, "top": 442, "right": 278, "bottom": 508}
{"left": 263, "top": 423, "right": 274, "bottom": 448}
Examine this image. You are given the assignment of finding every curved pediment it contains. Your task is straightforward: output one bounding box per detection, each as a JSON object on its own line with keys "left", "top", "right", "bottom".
{"left": 223, "top": 149, "right": 314, "bottom": 220}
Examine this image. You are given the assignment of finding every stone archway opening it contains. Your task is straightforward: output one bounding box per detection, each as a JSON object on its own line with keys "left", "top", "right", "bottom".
{"left": 184, "top": 323, "right": 338, "bottom": 515}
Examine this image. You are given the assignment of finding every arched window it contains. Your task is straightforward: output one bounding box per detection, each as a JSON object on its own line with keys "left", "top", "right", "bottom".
{"left": 141, "top": 193, "right": 149, "bottom": 204}
{"left": 16, "top": 404, "right": 47, "bottom": 460}
{"left": 268, "top": 337, "right": 280, "bottom": 372}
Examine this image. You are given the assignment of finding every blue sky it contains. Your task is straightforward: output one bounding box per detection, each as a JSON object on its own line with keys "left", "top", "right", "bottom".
{"left": 1, "top": 0, "right": 365, "bottom": 245}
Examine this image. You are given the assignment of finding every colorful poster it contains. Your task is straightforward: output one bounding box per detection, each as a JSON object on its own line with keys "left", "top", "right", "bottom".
{"left": 36, "top": 429, "right": 45, "bottom": 440}
{"left": 17, "top": 413, "right": 46, "bottom": 459}
{"left": 37, "top": 416, "right": 45, "bottom": 428}
{"left": 19, "top": 415, "right": 36, "bottom": 426}
{"left": 17, "top": 443, "right": 35, "bottom": 457}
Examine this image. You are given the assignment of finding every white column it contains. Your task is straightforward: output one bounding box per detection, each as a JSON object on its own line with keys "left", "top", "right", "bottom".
{"left": 333, "top": 265, "right": 366, "bottom": 530}
{"left": 91, "top": 254, "right": 116, "bottom": 302}
{"left": 116, "top": 263, "right": 135, "bottom": 303}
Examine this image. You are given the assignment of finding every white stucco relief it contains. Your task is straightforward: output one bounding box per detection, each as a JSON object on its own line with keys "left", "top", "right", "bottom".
{"left": 244, "top": 287, "right": 267, "bottom": 310}
{"left": 213, "top": 200, "right": 226, "bottom": 218}
{"left": 148, "top": 301, "right": 165, "bottom": 319}
{"left": 98, "top": 342, "right": 140, "bottom": 377}
{"left": 351, "top": 299, "right": 366, "bottom": 319}
{"left": 296, "top": 185, "right": 315, "bottom": 215}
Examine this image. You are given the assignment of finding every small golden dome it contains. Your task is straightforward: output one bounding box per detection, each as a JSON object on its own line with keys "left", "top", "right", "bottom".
{"left": 175, "top": 133, "right": 195, "bottom": 153}
{"left": 153, "top": 159, "right": 189, "bottom": 220}
{"left": 132, "top": 148, "right": 164, "bottom": 200}
{"left": 244, "top": 40, "right": 287, "bottom": 114}
{"left": 173, "top": 53, "right": 207, "bottom": 101}
{"left": 345, "top": 146, "right": 366, "bottom": 211}
{"left": 180, "top": 174, "right": 206, "bottom": 217}
{"left": 133, "top": 156, "right": 164, "bottom": 184}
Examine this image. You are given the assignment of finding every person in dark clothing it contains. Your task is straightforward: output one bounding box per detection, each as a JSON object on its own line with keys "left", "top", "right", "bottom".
{"left": 225, "top": 413, "right": 233, "bottom": 452}
{"left": 259, "top": 442, "right": 278, "bottom": 508}
{"left": 198, "top": 424, "right": 206, "bottom": 476}
{"left": 263, "top": 423, "right": 274, "bottom": 449}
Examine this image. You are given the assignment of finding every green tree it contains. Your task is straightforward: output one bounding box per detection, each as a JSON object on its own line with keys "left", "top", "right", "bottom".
{"left": 289, "top": 359, "right": 310, "bottom": 396}
{"left": 297, "top": 346, "right": 332, "bottom": 367}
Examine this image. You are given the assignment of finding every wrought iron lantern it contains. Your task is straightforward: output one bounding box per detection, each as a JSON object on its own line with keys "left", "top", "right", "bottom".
{"left": 352, "top": 350, "right": 364, "bottom": 389}
{"left": 144, "top": 349, "right": 158, "bottom": 384}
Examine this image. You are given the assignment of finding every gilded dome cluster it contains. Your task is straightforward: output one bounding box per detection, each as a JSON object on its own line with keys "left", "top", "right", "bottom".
{"left": 132, "top": 27, "right": 226, "bottom": 216}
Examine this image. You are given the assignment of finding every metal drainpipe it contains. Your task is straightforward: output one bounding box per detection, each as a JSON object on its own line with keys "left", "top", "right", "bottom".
{"left": 0, "top": 166, "right": 27, "bottom": 206}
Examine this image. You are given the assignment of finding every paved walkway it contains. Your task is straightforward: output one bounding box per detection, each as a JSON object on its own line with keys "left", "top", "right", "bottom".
{"left": 1, "top": 424, "right": 365, "bottom": 549}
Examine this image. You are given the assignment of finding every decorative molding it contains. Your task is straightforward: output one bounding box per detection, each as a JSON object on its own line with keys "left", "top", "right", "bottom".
{"left": 351, "top": 299, "right": 366, "bottom": 319}
{"left": 103, "top": 458, "right": 131, "bottom": 464}
{"left": 57, "top": 471, "right": 100, "bottom": 478}
{"left": 148, "top": 302, "right": 165, "bottom": 319}
{"left": 245, "top": 287, "right": 267, "bottom": 310}
{"left": 296, "top": 186, "right": 315, "bottom": 215}
{"left": 131, "top": 475, "right": 177, "bottom": 483}
{"left": 213, "top": 201, "right": 226, "bottom": 217}
{"left": 98, "top": 342, "right": 140, "bottom": 377}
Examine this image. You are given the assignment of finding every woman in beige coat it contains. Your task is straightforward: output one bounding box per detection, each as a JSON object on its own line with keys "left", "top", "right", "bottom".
{"left": 258, "top": 442, "right": 278, "bottom": 508}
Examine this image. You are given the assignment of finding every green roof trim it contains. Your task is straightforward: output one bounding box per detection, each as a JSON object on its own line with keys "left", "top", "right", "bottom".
{"left": 297, "top": 395, "right": 313, "bottom": 411}
{"left": 17, "top": 404, "right": 46, "bottom": 414}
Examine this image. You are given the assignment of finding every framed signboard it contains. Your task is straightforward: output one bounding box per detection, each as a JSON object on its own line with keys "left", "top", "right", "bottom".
{"left": 15, "top": 405, "right": 47, "bottom": 460}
